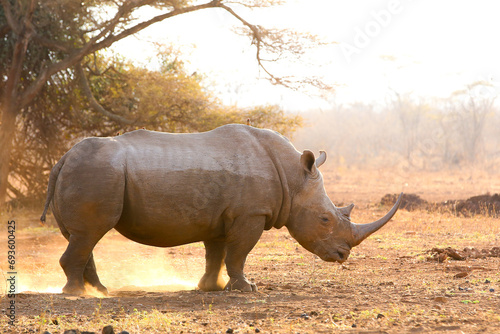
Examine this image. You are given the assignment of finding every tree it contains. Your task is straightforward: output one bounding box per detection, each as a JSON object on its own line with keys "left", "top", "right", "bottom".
{"left": 6, "top": 48, "right": 302, "bottom": 207}
{"left": 388, "top": 91, "right": 427, "bottom": 166}
{"left": 0, "top": 0, "right": 324, "bottom": 208}
{"left": 448, "top": 81, "right": 497, "bottom": 165}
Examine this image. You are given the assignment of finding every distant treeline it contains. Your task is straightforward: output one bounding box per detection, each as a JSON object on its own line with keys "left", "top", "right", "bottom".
{"left": 295, "top": 85, "right": 500, "bottom": 171}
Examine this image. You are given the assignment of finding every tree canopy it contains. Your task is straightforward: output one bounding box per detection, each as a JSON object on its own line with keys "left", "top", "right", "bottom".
{"left": 1, "top": 0, "right": 310, "bottom": 207}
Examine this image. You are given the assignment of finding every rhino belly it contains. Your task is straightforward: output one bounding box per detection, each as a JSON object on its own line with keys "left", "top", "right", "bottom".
{"left": 114, "top": 169, "right": 231, "bottom": 247}
{"left": 114, "top": 215, "right": 223, "bottom": 247}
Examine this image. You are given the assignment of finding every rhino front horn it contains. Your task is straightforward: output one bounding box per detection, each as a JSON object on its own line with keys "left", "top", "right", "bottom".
{"left": 350, "top": 192, "right": 403, "bottom": 246}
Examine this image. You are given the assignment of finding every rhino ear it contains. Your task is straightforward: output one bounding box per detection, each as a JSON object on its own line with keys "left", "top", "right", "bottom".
{"left": 300, "top": 150, "right": 318, "bottom": 176}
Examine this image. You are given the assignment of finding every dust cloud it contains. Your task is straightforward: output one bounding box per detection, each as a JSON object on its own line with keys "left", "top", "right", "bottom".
{"left": 92, "top": 235, "right": 203, "bottom": 294}
{"left": 3, "top": 229, "right": 206, "bottom": 296}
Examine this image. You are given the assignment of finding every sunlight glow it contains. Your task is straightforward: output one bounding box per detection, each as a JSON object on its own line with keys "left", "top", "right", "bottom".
{"left": 112, "top": 0, "right": 500, "bottom": 109}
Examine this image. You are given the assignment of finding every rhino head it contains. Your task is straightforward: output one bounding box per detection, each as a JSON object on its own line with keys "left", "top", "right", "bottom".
{"left": 286, "top": 150, "right": 402, "bottom": 263}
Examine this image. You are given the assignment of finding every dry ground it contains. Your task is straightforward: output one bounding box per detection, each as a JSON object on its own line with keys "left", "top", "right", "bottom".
{"left": 1, "top": 167, "right": 499, "bottom": 333}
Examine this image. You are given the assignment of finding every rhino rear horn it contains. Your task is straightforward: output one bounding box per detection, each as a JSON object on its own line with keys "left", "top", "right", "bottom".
{"left": 339, "top": 203, "right": 355, "bottom": 219}
{"left": 350, "top": 192, "right": 403, "bottom": 246}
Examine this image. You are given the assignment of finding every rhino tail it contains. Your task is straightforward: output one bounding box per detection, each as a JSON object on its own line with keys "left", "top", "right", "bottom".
{"left": 40, "top": 155, "right": 67, "bottom": 224}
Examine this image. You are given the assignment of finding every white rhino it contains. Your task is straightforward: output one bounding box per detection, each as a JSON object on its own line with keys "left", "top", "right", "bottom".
{"left": 40, "top": 124, "right": 401, "bottom": 295}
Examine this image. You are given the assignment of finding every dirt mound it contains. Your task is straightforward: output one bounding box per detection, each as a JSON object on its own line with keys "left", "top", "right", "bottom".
{"left": 442, "top": 193, "right": 500, "bottom": 217}
{"left": 380, "top": 193, "right": 428, "bottom": 211}
{"left": 381, "top": 193, "right": 500, "bottom": 217}
{"left": 427, "top": 247, "right": 500, "bottom": 262}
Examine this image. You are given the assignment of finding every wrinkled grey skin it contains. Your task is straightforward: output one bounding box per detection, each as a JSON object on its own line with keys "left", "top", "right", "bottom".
{"left": 40, "top": 124, "right": 401, "bottom": 295}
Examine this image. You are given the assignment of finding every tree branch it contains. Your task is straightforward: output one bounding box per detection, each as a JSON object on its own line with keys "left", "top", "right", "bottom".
{"left": 85, "top": 0, "right": 146, "bottom": 48}
{"left": 0, "top": 0, "right": 20, "bottom": 34}
{"left": 19, "top": 1, "right": 221, "bottom": 109}
{"left": 225, "top": 0, "right": 285, "bottom": 8}
{"left": 32, "top": 34, "right": 71, "bottom": 52}
{"left": 89, "top": 1, "right": 221, "bottom": 53}
{"left": 76, "top": 63, "right": 135, "bottom": 125}
{"left": 218, "top": 3, "right": 292, "bottom": 88}
{"left": 7, "top": 182, "right": 24, "bottom": 201}
{"left": 3, "top": 1, "right": 36, "bottom": 112}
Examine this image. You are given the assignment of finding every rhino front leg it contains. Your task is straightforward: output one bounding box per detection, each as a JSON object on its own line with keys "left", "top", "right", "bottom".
{"left": 224, "top": 216, "right": 265, "bottom": 292}
{"left": 198, "top": 240, "right": 227, "bottom": 291}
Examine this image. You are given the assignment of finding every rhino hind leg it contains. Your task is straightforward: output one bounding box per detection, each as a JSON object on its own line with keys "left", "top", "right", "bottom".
{"left": 198, "top": 240, "right": 227, "bottom": 291}
{"left": 224, "top": 216, "right": 265, "bottom": 292}
{"left": 83, "top": 253, "right": 108, "bottom": 295}
{"left": 60, "top": 232, "right": 109, "bottom": 296}
{"left": 57, "top": 225, "right": 108, "bottom": 295}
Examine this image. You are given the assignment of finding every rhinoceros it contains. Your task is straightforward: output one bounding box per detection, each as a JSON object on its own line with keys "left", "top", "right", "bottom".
{"left": 40, "top": 124, "right": 402, "bottom": 295}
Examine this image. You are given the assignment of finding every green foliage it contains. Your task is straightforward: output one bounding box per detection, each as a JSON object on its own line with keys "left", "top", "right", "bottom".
{"left": 8, "top": 48, "right": 302, "bottom": 207}
{"left": 75, "top": 50, "right": 302, "bottom": 136}
{"left": 242, "top": 105, "right": 303, "bottom": 137}
{"left": 2, "top": 0, "right": 307, "bottom": 207}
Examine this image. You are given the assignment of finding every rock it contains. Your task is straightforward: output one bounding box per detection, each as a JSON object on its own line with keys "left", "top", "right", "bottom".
{"left": 226, "top": 328, "right": 234, "bottom": 333}
{"left": 255, "top": 329, "right": 261, "bottom": 333}
{"left": 102, "top": 325, "right": 114, "bottom": 334}
{"left": 434, "top": 296, "right": 447, "bottom": 303}
{"left": 377, "top": 313, "right": 385, "bottom": 319}
{"left": 63, "top": 330, "right": 80, "bottom": 334}
{"left": 300, "top": 313, "right": 310, "bottom": 320}
{"left": 490, "top": 288, "right": 495, "bottom": 293}
{"left": 446, "top": 248, "right": 464, "bottom": 261}
{"left": 454, "top": 272, "right": 469, "bottom": 279}
{"left": 438, "top": 253, "right": 448, "bottom": 263}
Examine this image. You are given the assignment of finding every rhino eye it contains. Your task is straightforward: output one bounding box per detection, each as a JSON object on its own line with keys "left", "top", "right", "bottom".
{"left": 320, "top": 217, "right": 329, "bottom": 223}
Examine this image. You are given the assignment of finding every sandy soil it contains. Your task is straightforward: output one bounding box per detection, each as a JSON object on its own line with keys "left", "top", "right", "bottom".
{"left": 1, "top": 168, "right": 500, "bottom": 333}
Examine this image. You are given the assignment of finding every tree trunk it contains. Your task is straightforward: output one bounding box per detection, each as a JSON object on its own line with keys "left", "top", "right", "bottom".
{"left": 0, "top": 2, "right": 34, "bottom": 209}
{"left": 0, "top": 105, "right": 17, "bottom": 208}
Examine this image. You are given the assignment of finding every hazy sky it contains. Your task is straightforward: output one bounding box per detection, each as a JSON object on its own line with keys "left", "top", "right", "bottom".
{"left": 114, "top": 0, "right": 500, "bottom": 110}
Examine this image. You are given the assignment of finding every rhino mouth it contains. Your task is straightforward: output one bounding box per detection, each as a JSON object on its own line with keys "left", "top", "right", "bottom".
{"left": 317, "top": 246, "right": 351, "bottom": 263}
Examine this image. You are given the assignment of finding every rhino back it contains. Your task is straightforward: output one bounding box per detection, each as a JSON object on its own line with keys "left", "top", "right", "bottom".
{"left": 119, "top": 126, "right": 276, "bottom": 175}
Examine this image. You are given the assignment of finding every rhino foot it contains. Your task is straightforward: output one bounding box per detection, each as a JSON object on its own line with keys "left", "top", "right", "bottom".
{"left": 224, "top": 278, "right": 257, "bottom": 292}
{"left": 198, "top": 273, "right": 226, "bottom": 291}
{"left": 62, "top": 282, "right": 86, "bottom": 296}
